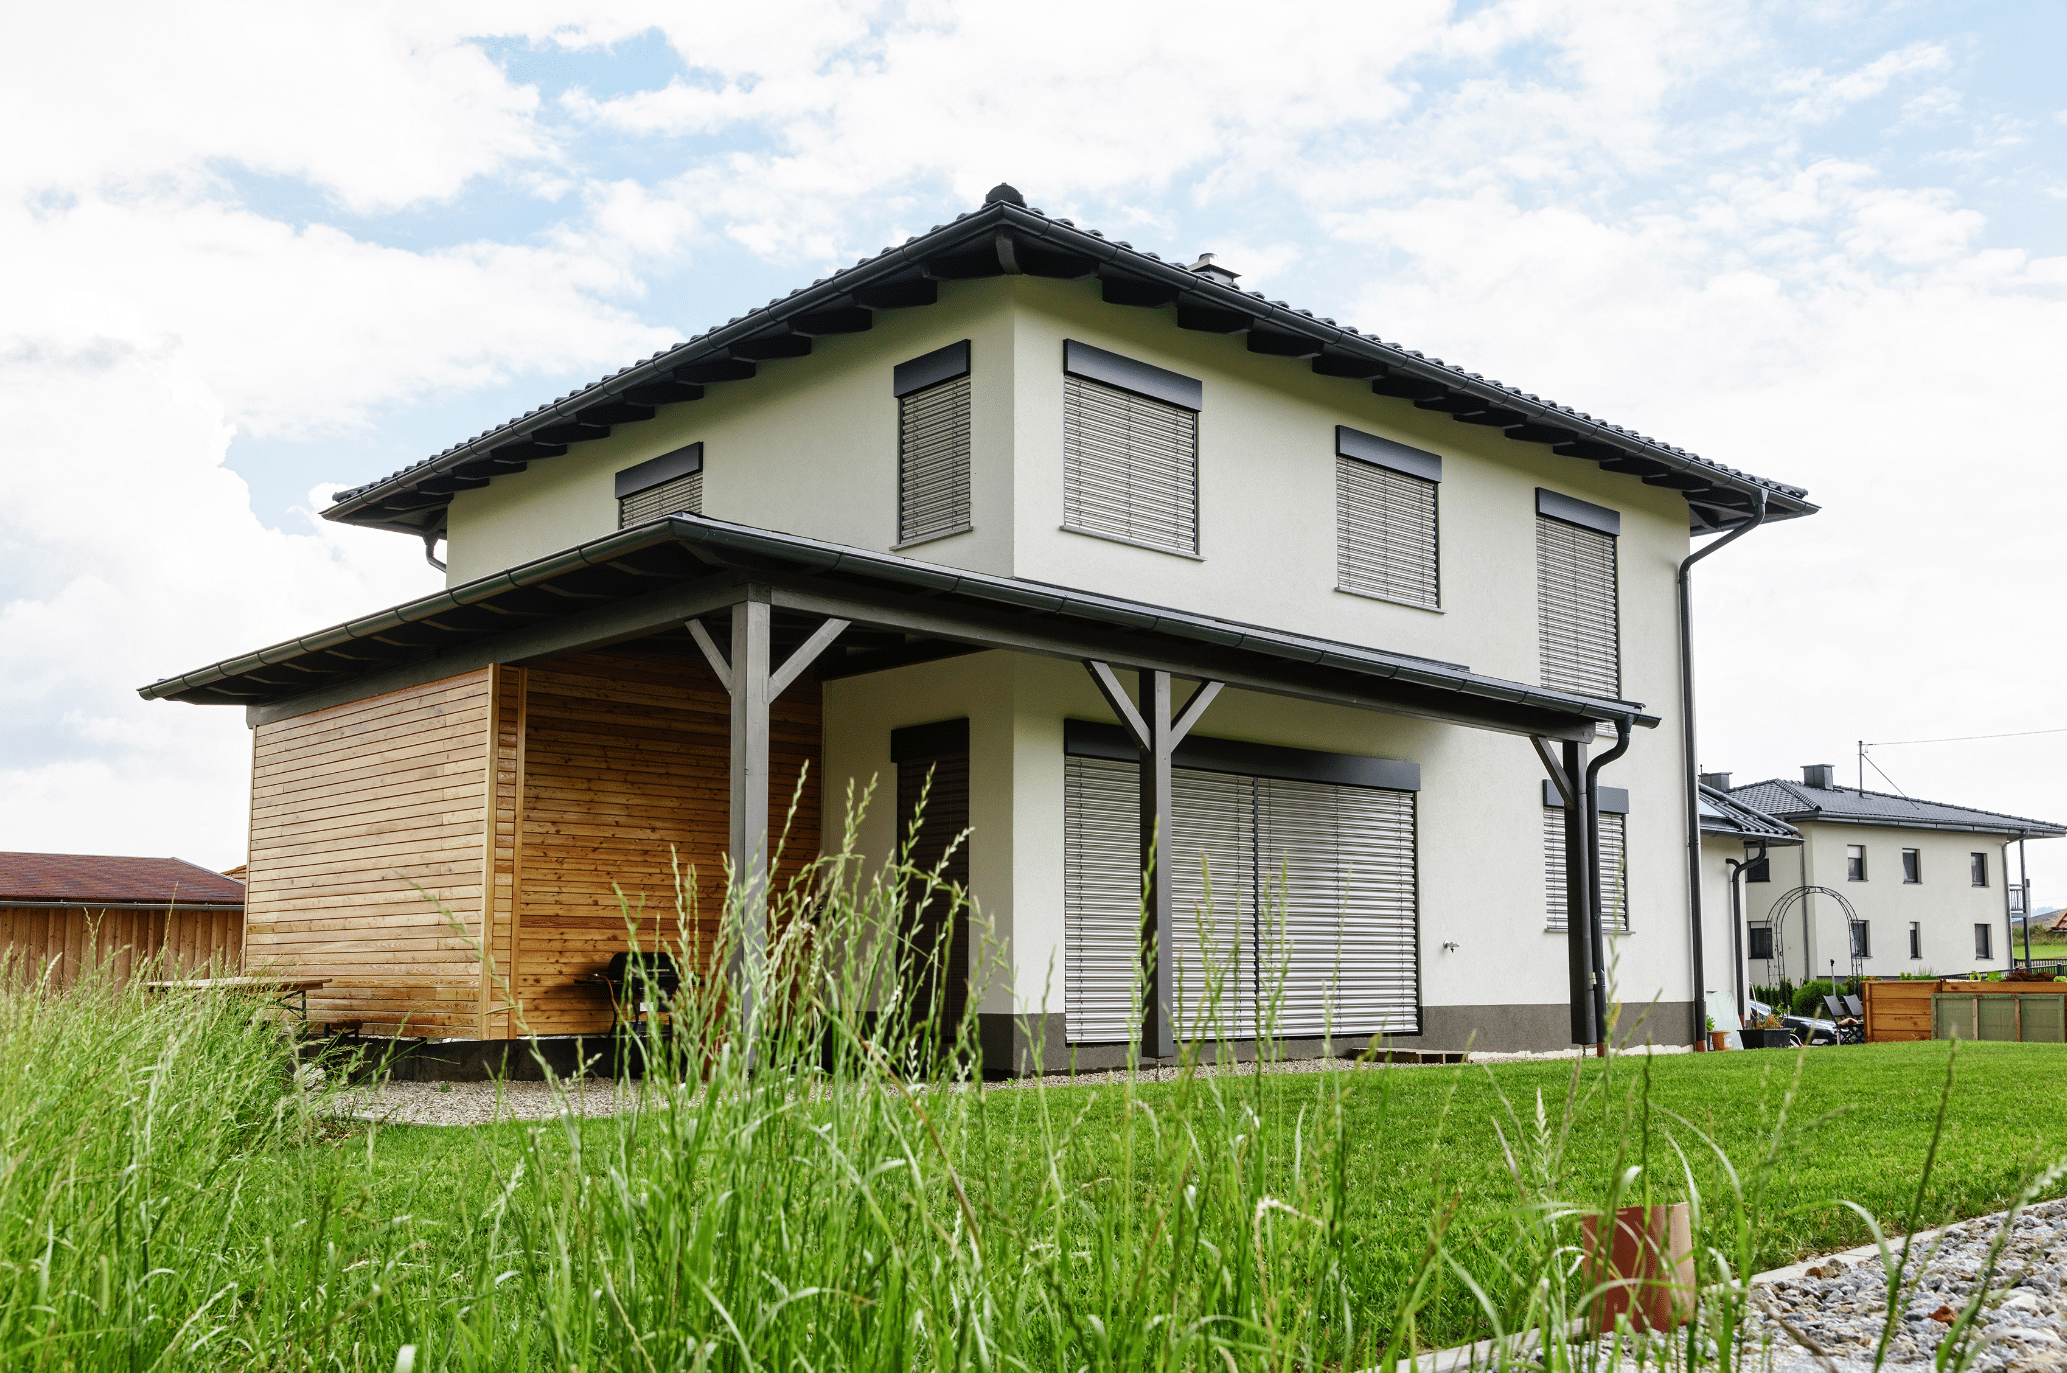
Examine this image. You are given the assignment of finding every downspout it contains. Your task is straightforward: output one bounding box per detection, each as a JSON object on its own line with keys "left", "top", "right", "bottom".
{"left": 1724, "top": 839, "right": 1769, "bottom": 1024}
{"left": 1585, "top": 721, "right": 1633, "bottom": 1053}
{"left": 422, "top": 525, "right": 447, "bottom": 574}
{"left": 1677, "top": 492, "right": 1768, "bottom": 1044}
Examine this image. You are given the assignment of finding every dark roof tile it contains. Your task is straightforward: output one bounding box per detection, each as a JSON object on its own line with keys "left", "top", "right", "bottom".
{"left": 1727, "top": 780, "right": 2064, "bottom": 837}
{"left": 0, "top": 853, "right": 245, "bottom": 906}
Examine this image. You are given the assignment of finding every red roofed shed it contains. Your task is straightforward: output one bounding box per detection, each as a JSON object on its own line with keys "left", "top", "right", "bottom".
{"left": 0, "top": 852, "right": 244, "bottom": 989}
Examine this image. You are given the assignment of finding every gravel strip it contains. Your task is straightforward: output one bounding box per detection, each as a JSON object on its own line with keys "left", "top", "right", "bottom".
{"left": 1009, "top": 1042, "right": 1692, "bottom": 1089}
{"left": 1749, "top": 1198, "right": 2067, "bottom": 1372}
{"left": 337, "top": 1079, "right": 641, "bottom": 1127}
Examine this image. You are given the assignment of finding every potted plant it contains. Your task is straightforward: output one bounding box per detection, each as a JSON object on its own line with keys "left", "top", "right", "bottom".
{"left": 1741, "top": 1010, "right": 1794, "bottom": 1050}
{"left": 1706, "top": 1015, "right": 1733, "bottom": 1051}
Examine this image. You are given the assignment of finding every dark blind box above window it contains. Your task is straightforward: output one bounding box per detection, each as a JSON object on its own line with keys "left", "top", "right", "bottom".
{"left": 1535, "top": 489, "right": 1620, "bottom": 699}
{"left": 616, "top": 443, "right": 703, "bottom": 527}
{"left": 894, "top": 341, "right": 972, "bottom": 545}
{"left": 1335, "top": 426, "right": 1440, "bottom": 609}
{"left": 1062, "top": 341, "right": 1200, "bottom": 556}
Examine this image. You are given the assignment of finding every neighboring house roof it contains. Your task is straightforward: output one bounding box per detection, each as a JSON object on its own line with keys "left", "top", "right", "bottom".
{"left": 323, "top": 184, "right": 1815, "bottom": 540}
{"left": 2047, "top": 908, "right": 2067, "bottom": 933}
{"left": 1726, "top": 780, "right": 2066, "bottom": 839}
{"left": 0, "top": 853, "right": 247, "bottom": 906}
{"left": 137, "top": 511, "right": 1659, "bottom": 741}
{"left": 1698, "top": 784, "right": 1800, "bottom": 843}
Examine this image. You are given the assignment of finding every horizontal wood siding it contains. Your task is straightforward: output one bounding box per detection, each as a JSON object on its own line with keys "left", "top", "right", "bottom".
{"left": 247, "top": 670, "right": 494, "bottom": 1036}
{"left": 513, "top": 651, "right": 821, "bottom": 1035}
{"left": 0, "top": 906, "right": 243, "bottom": 990}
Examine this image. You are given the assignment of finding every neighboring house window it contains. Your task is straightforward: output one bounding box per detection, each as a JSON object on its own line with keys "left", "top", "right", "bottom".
{"left": 1334, "top": 426, "right": 1440, "bottom": 609}
{"left": 1850, "top": 920, "right": 1871, "bottom": 958}
{"left": 1971, "top": 852, "right": 1989, "bottom": 887}
{"left": 1744, "top": 854, "right": 1770, "bottom": 883}
{"left": 893, "top": 341, "right": 972, "bottom": 546}
{"left": 1901, "top": 848, "right": 1921, "bottom": 883}
{"left": 1846, "top": 844, "right": 1867, "bottom": 881}
{"left": 1061, "top": 340, "right": 1202, "bottom": 556}
{"left": 1975, "top": 923, "right": 1994, "bottom": 960}
{"left": 1909, "top": 922, "right": 1922, "bottom": 960}
{"left": 1061, "top": 732, "right": 1419, "bottom": 1043}
{"left": 615, "top": 443, "right": 702, "bottom": 527}
{"left": 1540, "top": 783, "right": 1629, "bottom": 932}
{"left": 1748, "top": 924, "right": 1774, "bottom": 960}
{"left": 1535, "top": 490, "right": 1621, "bottom": 699}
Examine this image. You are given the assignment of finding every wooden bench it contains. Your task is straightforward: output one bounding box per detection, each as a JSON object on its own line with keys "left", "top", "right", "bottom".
{"left": 144, "top": 975, "right": 329, "bottom": 1020}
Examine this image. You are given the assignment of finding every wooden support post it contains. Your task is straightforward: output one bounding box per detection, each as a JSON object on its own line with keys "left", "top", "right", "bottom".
{"left": 688, "top": 595, "right": 849, "bottom": 1041}
{"left": 1085, "top": 662, "right": 1223, "bottom": 1062}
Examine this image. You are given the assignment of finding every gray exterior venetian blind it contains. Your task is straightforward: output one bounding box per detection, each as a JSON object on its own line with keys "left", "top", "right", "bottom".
{"left": 1542, "top": 808, "right": 1629, "bottom": 932}
{"left": 895, "top": 342, "right": 973, "bottom": 544}
{"left": 1335, "top": 427, "right": 1440, "bottom": 608}
{"left": 1063, "top": 754, "right": 1419, "bottom": 1044}
{"left": 1062, "top": 346, "right": 1200, "bottom": 554}
{"left": 1536, "top": 493, "right": 1620, "bottom": 698}
{"left": 616, "top": 443, "right": 703, "bottom": 528}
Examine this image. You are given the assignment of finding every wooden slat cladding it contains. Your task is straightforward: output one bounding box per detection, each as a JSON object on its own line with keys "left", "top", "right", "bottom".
{"left": 512, "top": 651, "right": 822, "bottom": 1036}
{"left": 1536, "top": 515, "right": 1620, "bottom": 698}
{"left": 1063, "top": 375, "right": 1198, "bottom": 554}
{"left": 1336, "top": 458, "right": 1438, "bottom": 609}
{"left": 619, "top": 470, "right": 701, "bottom": 527}
{"left": 247, "top": 669, "right": 496, "bottom": 1036}
{"left": 0, "top": 906, "right": 242, "bottom": 991}
{"left": 899, "top": 375, "right": 971, "bottom": 543}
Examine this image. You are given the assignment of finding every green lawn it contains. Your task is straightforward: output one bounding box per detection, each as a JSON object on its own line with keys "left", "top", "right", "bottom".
{"left": 355, "top": 1039, "right": 2067, "bottom": 1300}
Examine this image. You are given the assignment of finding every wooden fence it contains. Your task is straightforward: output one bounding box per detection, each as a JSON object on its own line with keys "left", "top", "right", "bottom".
{"left": 1863, "top": 978, "right": 2067, "bottom": 1044}
{"left": 0, "top": 904, "right": 243, "bottom": 991}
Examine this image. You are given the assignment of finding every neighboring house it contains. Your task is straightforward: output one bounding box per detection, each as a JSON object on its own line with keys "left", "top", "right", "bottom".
{"left": 138, "top": 185, "right": 1816, "bottom": 1067}
{"left": 1695, "top": 780, "right": 1801, "bottom": 1019}
{"left": 0, "top": 852, "right": 244, "bottom": 989}
{"left": 1715, "top": 766, "right": 2063, "bottom": 983}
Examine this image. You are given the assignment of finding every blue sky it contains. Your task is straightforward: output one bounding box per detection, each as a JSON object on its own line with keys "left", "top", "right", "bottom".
{"left": 5, "top": 0, "right": 2066, "bottom": 898}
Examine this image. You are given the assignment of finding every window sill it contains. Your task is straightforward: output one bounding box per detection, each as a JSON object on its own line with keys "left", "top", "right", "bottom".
{"left": 893, "top": 524, "right": 974, "bottom": 551}
{"left": 1058, "top": 524, "right": 1204, "bottom": 561}
{"left": 1334, "top": 584, "right": 1442, "bottom": 614}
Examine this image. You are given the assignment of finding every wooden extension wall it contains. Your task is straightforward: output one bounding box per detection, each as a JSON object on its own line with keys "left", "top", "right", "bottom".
{"left": 247, "top": 668, "right": 503, "bottom": 1036}
{"left": 245, "top": 653, "right": 821, "bottom": 1040}
{"left": 0, "top": 905, "right": 243, "bottom": 991}
{"left": 512, "top": 651, "right": 821, "bottom": 1036}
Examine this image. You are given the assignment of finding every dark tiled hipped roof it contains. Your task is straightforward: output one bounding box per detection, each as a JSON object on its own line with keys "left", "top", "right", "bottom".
{"left": 1727, "top": 781, "right": 2065, "bottom": 838}
{"left": 0, "top": 853, "right": 246, "bottom": 906}
{"left": 1698, "top": 785, "right": 1800, "bottom": 842}
{"left": 323, "top": 186, "right": 1813, "bottom": 538}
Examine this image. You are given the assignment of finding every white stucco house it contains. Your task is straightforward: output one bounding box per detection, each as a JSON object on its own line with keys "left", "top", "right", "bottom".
{"left": 139, "top": 185, "right": 1818, "bottom": 1069}
{"left": 1702, "top": 766, "right": 2062, "bottom": 996}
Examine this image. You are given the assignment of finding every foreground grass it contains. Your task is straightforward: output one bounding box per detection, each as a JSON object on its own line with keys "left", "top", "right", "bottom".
{"left": 351, "top": 1041, "right": 2066, "bottom": 1321}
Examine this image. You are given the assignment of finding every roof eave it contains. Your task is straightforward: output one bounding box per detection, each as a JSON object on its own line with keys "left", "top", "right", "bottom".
{"left": 321, "top": 201, "right": 1813, "bottom": 531}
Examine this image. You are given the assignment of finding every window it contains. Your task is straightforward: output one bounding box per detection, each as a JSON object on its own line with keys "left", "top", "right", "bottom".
{"left": 1062, "top": 736, "right": 1419, "bottom": 1043}
{"left": 1061, "top": 340, "right": 1201, "bottom": 556}
{"left": 1745, "top": 853, "right": 1770, "bottom": 883}
{"left": 615, "top": 443, "right": 702, "bottom": 527}
{"left": 1850, "top": 920, "right": 1871, "bottom": 958}
{"left": 1748, "top": 924, "right": 1775, "bottom": 960}
{"left": 1901, "top": 848, "right": 1921, "bottom": 883}
{"left": 1535, "top": 490, "right": 1621, "bottom": 699}
{"left": 1909, "top": 921, "right": 1922, "bottom": 960}
{"left": 1971, "top": 852, "right": 1989, "bottom": 887}
{"left": 894, "top": 341, "right": 972, "bottom": 545}
{"left": 1335, "top": 426, "right": 1440, "bottom": 609}
{"left": 1976, "top": 923, "right": 1994, "bottom": 960}
{"left": 1541, "top": 784, "right": 1630, "bottom": 933}
{"left": 1846, "top": 844, "right": 1867, "bottom": 881}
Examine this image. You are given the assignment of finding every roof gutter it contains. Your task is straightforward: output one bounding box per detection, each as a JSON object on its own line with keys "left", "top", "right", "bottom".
{"left": 1678, "top": 488, "right": 1767, "bottom": 1048}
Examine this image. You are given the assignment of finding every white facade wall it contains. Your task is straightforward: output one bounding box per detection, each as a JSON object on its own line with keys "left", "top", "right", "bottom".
{"left": 444, "top": 272, "right": 1709, "bottom": 1046}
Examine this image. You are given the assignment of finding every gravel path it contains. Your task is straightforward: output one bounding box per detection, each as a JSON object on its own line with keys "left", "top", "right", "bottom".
{"left": 332, "top": 1043, "right": 1695, "bottom": 1125}
{"left": 1750, "top": 1198, "right": 2067, "bottom": 1372}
